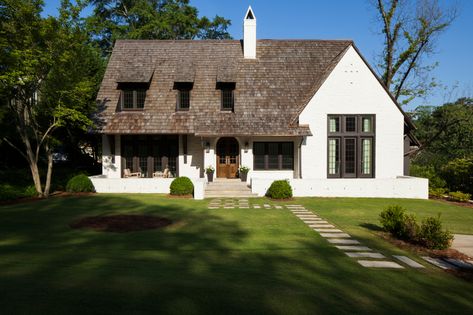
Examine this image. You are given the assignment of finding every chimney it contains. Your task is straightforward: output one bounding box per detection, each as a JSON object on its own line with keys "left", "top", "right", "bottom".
{"left": 243, "top": 6, "right": 256, "bottom": 59}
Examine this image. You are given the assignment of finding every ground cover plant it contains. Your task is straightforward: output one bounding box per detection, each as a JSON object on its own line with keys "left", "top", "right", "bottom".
{"left": 1, "top": 195, "right": 473, "bottom": 314}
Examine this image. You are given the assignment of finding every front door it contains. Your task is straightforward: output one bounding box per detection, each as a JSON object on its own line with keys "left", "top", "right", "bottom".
{"left": 216, "top": 137, "right": 239, "bottom": 178}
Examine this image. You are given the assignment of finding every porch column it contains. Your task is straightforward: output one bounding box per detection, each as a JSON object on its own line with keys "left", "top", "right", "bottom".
{"left": 202, "top": 138, "right": 217, "bottom": 182}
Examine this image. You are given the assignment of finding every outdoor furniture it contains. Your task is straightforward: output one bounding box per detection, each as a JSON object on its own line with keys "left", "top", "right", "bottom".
{"left": 163, "top": 168, "right": 170, "bottom": 178}
{"left": 123, "top": 168, "right": 141, "bottom": 178}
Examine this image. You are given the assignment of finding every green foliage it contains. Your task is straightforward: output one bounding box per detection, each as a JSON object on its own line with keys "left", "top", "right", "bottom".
{"left": 266, "top": 180, "right": 293, "bottom": 199}
{"left": 239, "top": 166, "right": 250, "bottom": 174}
{"left": 441, "top": 158, "right": 473, "bottom": 195}
{"left": 86, "top": 0, "right": 232, "bottom": 55}
{"left": 380, "top": 206, "right": 452, "bottom": 249}
{"left": 447, "top": 191, "right": 471, "bottom": 203}
{"left": 23, "top": 185, "right": 38, "bottom": 197}
{"left": 170, "top": 176, "right": 194, "bottom": 195}
{"left": 379, "top": 205, "right": 408, "bottom": 239}
{"left": 419, "top": 215, "right": 453, "bottom": 250}
{"left": 0, "top": 184, "right": 24, "bottom": 201}
{"left": 429, "top": 187, "right": 447, "bottom": 198}
{"left": 410, "top": 164, "right": 446, "bottom": 189}
{"left": 66, "top": 174, "right": 95, "bottom": 193}
{"left": 205, "top": 166, "right": 214, "bottom": 174}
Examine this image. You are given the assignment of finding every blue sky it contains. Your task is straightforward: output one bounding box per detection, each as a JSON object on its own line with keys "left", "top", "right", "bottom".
{"left": 42, "top": 0, "right": 473, "bottom": 109}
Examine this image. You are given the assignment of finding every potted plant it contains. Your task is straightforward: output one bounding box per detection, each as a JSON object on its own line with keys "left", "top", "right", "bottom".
{"left": 205, "top": 166, "right": 215, "bottom": 182}
{"left": 239, "top": 166, "right": 250, "bottom": 182}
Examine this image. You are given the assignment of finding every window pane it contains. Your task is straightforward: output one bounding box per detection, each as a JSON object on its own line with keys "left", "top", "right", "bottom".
{"left": 362, "top": 117, "right": 372, "bottom": 132}
{"left": 178, "top": 90, "right": 190, "bottom": 109}
{"left": 281, "top": 142, "right": 293, "bottom": 169}
{"left": 253, "top": 142, "right": 265, "bottom": 169}
{"left": 362, "top": 138, "right": 372, "bottom": 175}
{"left": 222, "top": 89, "right": 234, "bottom": 110}
{"left": 123, "top": 90, "right": 134, "bottom": 109}
{"left": 329, "top": 117, "right": 340, "bottom": 133}
{"left": 328, "top": 138, "right": 340, "bottom": 175}
{"left": 345, "top": 116, "right": 356, "bottom": 132}
{"left": 267, "top": 143, "right": 279, "bottom": 169}
{"left": 136, "top": 90, "right": 146, "bottom": 108}
{"left": 344, "top": 138, "right": 356, "bottom": 174}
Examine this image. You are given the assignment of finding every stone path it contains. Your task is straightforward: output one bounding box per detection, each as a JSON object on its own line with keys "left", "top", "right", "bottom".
{"left": 452, "top": 234, "right": 473, "bottom": 257}
{"left": 208, "top": 199, "right": 283, "bottom": 209}
{"left": 287, "top": 204, "right": 409, "bottom": 269}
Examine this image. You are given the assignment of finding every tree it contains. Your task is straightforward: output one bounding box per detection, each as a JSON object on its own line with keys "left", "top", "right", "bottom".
{"left": 372, "top": 0, "right": 457, "bottom": 105}
{"left": 0, "top": 0, "right": 104, "bottom": 197}
{"left": 86, "top": 0, "right": 232, "bottom": 55}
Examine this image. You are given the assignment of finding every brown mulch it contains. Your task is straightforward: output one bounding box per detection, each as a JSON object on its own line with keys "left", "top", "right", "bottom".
{"left": 70, "top": 215, "right": 172, "bottom": 233}
{"left": 430, "top": 196, "right": 473, "bottom": 209}
{"left": 0, "top": 191, "right": 95, "bottom": 206}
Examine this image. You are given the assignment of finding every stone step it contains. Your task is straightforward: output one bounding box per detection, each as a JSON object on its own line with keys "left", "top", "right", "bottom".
{"left": 205, "top": 192, "right": 258, "bottom": 198}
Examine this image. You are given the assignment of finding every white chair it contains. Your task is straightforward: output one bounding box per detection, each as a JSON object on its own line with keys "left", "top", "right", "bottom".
{"left": 123, "top": 168, "right": 141, "bottom": 178}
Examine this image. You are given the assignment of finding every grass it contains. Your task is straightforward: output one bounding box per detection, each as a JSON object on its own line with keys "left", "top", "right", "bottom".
{"left": 1, "top": 195, "right": 473, "bottom": 314}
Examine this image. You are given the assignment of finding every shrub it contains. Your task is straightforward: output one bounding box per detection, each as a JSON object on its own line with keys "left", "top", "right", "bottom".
{"left": 429, "top": 187, "right": 448, "bottom": 199}
{"left": 266, "top": 180, "right": 293, "bottom": 199}
{"left": 447, "top": 191, "right": 471, "bottom": 202}
{"left": 170, "top": 177, "right": 194, "bottom": 195}
{"left": 410, "top": 164, "right": 446, "bottom": 189}
{"left": 379, "top": 205, "right": 407, "bottom": 238}
{"left": 66, "top": 174, "right": 95, "bottom": 193}
{"left": 419, "top": 215, "right": 453, "bottom": 250}
{"left": 23, "top": 185, "right": 38, "bottom": 198}
{"left": 402, "top": 214, "right": 420, "bottom": 242}
{"left": 0, "top": 184, "right": 24, "bottom": 201}
{"left": 441, "top": 158, "right": 473, "bottom": 195}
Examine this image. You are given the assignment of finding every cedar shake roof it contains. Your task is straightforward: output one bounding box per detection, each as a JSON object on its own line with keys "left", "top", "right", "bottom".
{"left": 96, "top": 39, "right": 353, "bottom": 136}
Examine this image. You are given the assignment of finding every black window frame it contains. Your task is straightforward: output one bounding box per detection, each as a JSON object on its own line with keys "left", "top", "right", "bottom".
{"left": 217, "top": 82, "right": 236, "bottom": 111}
{"left": 118, "top": 83, "right": 148, "bottom": 111}
{"left": 327, "top": 115, "right": 375, "bottom": 178}
{"left": 253, "top": 142, "right": 294, "bottom": 170}
{"left": 175, "top": 82, "right": 193, "bottom": 111}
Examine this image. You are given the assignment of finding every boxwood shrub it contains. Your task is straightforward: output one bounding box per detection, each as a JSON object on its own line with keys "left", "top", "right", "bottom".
{"left": 66, "top": 174, "right": 95, "bottom": 193}
{"left": 170, "top": 177, "right": 194, "bottom": 195}
{"left": 266, "top": 180, "right": 293, "bottom": 199}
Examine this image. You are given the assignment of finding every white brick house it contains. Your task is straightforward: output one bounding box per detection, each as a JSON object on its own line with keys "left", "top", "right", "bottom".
{"left": 92, "top": 7, "right": 427, "bottom": 199}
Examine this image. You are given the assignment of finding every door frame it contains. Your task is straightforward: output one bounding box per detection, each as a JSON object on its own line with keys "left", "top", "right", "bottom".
{"left": 216, "top": 137, "right": 240, "bottom": 178}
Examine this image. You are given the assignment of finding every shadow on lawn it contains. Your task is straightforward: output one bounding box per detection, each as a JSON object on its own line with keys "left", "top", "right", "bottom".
{"left": 0, "top": 195, "right": 473, "bottom": 314}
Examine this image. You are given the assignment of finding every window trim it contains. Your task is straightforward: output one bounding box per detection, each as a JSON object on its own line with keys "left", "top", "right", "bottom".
{"left": 327, "top": 115, "right": 375, "bottom": 178}
{"left": 176, "top": 88, "right": 191, "bottom": 111}
{"left": 253, "top": 142, "right": 294, "bottom": 171}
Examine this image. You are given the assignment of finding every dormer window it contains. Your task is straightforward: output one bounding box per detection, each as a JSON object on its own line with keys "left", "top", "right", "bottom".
{"left": 174, "top": 82, "right": 193, "bottom": 111}
{"left": 117, "top": 83, "right": 149, "bottom": 111}
{"left": 218, "top": 82, "right": 235, "bottom": 111}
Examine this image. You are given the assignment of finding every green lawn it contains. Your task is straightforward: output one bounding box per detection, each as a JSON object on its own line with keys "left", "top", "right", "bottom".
{"left": 1, "top": 195, "right": 473, "bottom": 314}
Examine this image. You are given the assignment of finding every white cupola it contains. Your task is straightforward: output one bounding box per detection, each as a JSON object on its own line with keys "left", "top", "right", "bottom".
{"left": 243, "top": 6, "right": 256, "bottom": 59}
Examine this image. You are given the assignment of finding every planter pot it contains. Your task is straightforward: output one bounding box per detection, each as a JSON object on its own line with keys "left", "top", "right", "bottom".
{"left": 207, "top": 172, "right": 214, "bottom": 182}
{"left": 240, "top": 172, "right": 248, "bottom": 182}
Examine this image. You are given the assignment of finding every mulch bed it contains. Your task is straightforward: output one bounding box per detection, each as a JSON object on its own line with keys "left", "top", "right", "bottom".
{"left": 70, "top": 215, "right": 172, "bottom": 233}
{"left": 0, "top": 191, "right": 95, "bottom": 206}
{"left": 430, "top": 196, "right": 473, "bottom": 209}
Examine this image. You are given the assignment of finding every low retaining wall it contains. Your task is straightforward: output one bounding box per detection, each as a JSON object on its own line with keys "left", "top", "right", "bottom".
{"left": 89, "top": 176, "right": 206, "bottom": 200}
{"left": 251, "top": 176, "right": 428, "bottom": 199}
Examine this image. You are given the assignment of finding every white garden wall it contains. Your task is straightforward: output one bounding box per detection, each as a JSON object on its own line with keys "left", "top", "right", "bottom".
{"left": 251, "top": 177, "right": 428, "bottom": 199}
{"left": 299, "top": 46, "right": 404, "bottom": 179}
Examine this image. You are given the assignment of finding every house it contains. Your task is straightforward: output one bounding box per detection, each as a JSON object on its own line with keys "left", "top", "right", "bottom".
{"left": 91, "top": 7, "right": 428, "bottom": 200}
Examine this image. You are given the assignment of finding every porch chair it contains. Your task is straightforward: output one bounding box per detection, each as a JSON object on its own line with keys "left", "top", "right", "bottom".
{"left": 123, "top": 168, "right": 141, "bottom": 178}
{"left": 153, "top": 170, "right": 164, "bottom": 178}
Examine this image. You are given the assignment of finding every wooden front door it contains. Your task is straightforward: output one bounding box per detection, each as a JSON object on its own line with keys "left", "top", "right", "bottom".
{"left": 216, "top": 137, "right": 239, "bottom": 178}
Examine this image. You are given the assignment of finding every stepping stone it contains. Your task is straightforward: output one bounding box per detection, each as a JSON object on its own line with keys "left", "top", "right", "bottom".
{"left": 319, "top": 233, "right": 351, "bottom": 238}
{"left": 275, "top": 206, "right": 283, "bottom": 209}
{"left": 335, "top": 245, "right": 372, "bottom": 251}
{"left": 208, "top": 207, "right": 219, "bottom": 209}
{"left": 297, "top": 215, "right": 319, "bottom": 219}
{"left": 311, "top": 224, "right": 335, "bottom": 229}
{"left": 253, "top": 205, "right": 261, "bottom": 209}
{"left": 422, "top": 256, "right": 457, "bottom": 270}
{"left": 303, "top": 218, "right": 323, "bottom": 221}
{"left": 224, "top": 207, "right": 234, "bottom": 209}
{"left": 287, "top": 205, "right": 303, "bottom": 207}
{"left": 314, "top": 228, "right": 343, "bottom": 233}
{"left": 346, "top": 252, "right": 385, "bottom": 259}
{"left": 292, "top": 211, "right": 311, "bottom": 213}
{"left": 393, "top": 256, "right": 425, "bottom": 268}
{"left": 239, "top": 206, "right": 250, "bottom": 209}
{"left": 306, "top": 220, "right": 328, "bottom": 224}
{"left": 328, "top": 239, "right": 360, "bottom": 245}
{"left": 357, "top": 260, "right": 404, "bottom": 269}
{"left": 444, "top": 258, "right": 473, "bottom": 270}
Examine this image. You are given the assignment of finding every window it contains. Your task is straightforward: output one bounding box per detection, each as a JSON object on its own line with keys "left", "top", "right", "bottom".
{"left": 218, "top": 82, "right": 235, "bottom": 111}
{"left": 121, "top": 89, "right": 146, "bottom": 110}
{"left": 174, "top": 82, "right": 192, "bottom": 110}
{"left": 327, "top": 115, "right": 375, "bottom": 178}
{"left": 253, "top": 142, "right": 294, "bottom": 170}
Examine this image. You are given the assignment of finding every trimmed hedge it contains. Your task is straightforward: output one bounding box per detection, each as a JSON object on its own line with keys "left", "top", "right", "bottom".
{"left": 266, "top": 180, "right": 293, "bottom": 199}
{"left": 170, "top": 177, "right": 194, "bottom": 195}
{"left": 66, "top": 174, "right": 95, "bottom": 193}
{"left": 379, "top": 205, "right": 453, "bottom": 250}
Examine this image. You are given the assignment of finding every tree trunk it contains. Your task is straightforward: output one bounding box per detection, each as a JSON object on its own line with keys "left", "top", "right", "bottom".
{"left": 44, "top": 142, "right": 54, "bottom": 197}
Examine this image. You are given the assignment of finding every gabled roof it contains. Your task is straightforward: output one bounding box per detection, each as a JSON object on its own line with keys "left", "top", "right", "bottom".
{"left": 96, "top": 39, "right": 352, "bottom": 136}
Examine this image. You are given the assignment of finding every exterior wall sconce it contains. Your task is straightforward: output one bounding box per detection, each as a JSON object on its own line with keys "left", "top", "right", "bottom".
{"left": 244, "top": 141, "right": 249, "bottom": 152}
{"left": 205, "top": 141, "right": 210, "bottom": 153}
